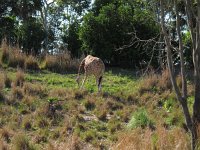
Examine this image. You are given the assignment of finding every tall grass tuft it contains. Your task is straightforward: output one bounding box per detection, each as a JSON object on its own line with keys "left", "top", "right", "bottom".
{"left": 0, "top": 140, "right": 8, "bottom": 150}
{"left": 13, "top": 69, "right": 25, "bottom": 87}
{"left": 1, "top": 39, "right": 10, "bottom": 64}
{"left": 8, "top": 48, "right": 25, "bottom": 68}
{"left": 43, "top": 52, "right": 80, "bottom": 73}
{"left": 12, "top": 134, "right": 35, "bottom": 150}
{"left": 25, "top": 55, "right": 39, "bottom": 70}
{"left": 157, "top": 69, "right": 172, "bottom": 91}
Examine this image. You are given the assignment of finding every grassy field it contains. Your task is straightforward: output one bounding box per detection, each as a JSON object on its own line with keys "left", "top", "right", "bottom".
{"left": 0, "top": 66, "right": 193, "bottom": 150}
{"left": 0, "top": 44, "right": 194, "bottom": 149}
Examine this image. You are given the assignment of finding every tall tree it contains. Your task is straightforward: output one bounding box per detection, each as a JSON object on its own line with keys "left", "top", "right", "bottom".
{"left": 159, "top": 0, "right": 200, "bottom": 149}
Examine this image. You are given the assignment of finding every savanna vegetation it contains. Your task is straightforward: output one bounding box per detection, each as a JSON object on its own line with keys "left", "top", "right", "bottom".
{"left": 0, "top": 0, "right": 200, "bottom": 149}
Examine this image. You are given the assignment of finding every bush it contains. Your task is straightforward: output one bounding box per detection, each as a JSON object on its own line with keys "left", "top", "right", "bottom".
{"left": 25, "top": 55, "right": 39, "bottom": 70}
{"left": 127, "top": 108, "right": 154, "bottom": 129}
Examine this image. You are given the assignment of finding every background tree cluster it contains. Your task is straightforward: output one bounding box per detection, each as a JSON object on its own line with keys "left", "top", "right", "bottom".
{"left": 0, "top": 0, "right": 192, "bottom": 68}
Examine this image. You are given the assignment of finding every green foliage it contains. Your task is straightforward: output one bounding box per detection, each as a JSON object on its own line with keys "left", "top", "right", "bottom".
{"left": 18, "top": 18, "right": 45, "bottom": 55}
{"left": 79, "top": 0, "right": 159, "bottom": 67}
{"left": 127, "top": 108, "right": 154, "bottom": 129}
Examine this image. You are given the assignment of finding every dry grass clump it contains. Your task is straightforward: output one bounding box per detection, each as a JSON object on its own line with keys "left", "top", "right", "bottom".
{"left": 0, "top": 72, "right": 5, "bottom": 101}
{"left": 25, "top": 55, "right": 39, "bottom": 70}
{"left": 22, "top": 96, "right": 36, "bottom": 111}
{"left": 0, "top": 127, "right": 14, "bottom": 143}
{"left": 0, "top": 71, "right": 12, "bottom": 88}
{"left": 138, "top": 74, "right": 158, "bottom": 95}
{"left": 22, "top": 116, "right": 32, "bottom": 131}
{"left": 3, "top": 73, "right": 12, "bottom": 88}
{"left": 138, "top": 69, "right": 173, "bottom": 95}
{"left": 157, "top": 69, "right": 172, "bottom": 91}
{"left": 23, "top": 82, "right": 45, "bottom": 97}
{"left": 11, "top": 86, "right": 24, "bottom": 101}
{"left": 155, "top": 125, "right": 190, "bottom": 150}
{"left": 43, "top": 52, "right": 80, "bottom": 73}
{"left": 113, "top": 125, "right": 190, "bottom": 150}
{"left": 13, "top": 69, "right": 25, "bottom": 87}
{"left": 12, "top": 134, "right": 35, "bottom": 150}
{"left": 49, "top": 88, "right": 67, "bottom": 99}
{"left": 8, "top": 49, "right": 25, "bottom": 68}
{"left": 0, "top": 140, "right": 8, "bottom": 150}
{"left": 1, "top": 39, "right": 10, "bottom": 64}
{"left": 113, "top": 128, "right": 153, "bottom": 150}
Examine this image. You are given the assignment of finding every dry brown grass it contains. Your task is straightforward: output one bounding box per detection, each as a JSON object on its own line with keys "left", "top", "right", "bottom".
{"left": 138, "top": 69, "right": 173, "bottom": 95}
{"left": 113, "top": 125, "right": 190, "bottom": 150}
{"left": 11, "top": 86, "right": 24, "bottom": 101}
{"left": 23, "top": 82, "right": 45, "bottom": 97}
{"left": 157, "top": 69, "right": 172, "bottom": 91}
{"left": 43, "top": 52, "right": 80, "bottom": 73}
{"left": 0, "top": 140, "right": 8, "bottom": 150}
{"left": 1, "top": 39, "right": 10, "bottom": 64}
{"left": 113, "top": 128, "right": 153, "bottom": 150}
{"left": 12, "top": 134, "right": 35, "bottom": 150}
{"left": 13, "top": 69, "right": 25, "bottom": 87}
{"left": 0, "top": 127, "right": 14, "bottom": 143}
{"left": 25, "top": 55, "right": 39, "bottom": 70}
{"left": 8, "top": 48, "right": 25, "bottom": 68}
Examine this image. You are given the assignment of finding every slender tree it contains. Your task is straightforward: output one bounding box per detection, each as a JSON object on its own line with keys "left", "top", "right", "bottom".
{"left": 160, "top": 0, "right": 200, "bottom": 149}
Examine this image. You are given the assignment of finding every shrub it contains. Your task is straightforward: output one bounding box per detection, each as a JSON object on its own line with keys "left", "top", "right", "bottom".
{"left": 12, "top": 134, "right": 35, "bottom": 150}
{"left": 127, "top": 108, "right": 154, "bottom": 129}
{"left": 25, "top": 55, "right": 39, "bottom": 70}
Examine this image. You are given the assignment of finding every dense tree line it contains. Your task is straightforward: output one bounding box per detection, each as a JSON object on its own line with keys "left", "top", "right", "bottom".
{"left": 0, "top": 0, "right": 162, "bottom": 68}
